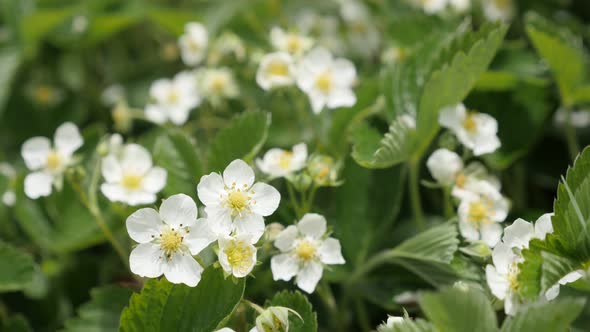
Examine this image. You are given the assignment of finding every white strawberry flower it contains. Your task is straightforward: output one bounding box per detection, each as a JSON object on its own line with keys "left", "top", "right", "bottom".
{"left": 417, "top": 0, "right": 448, "bottom": 14}
{"left": 218, "top": 234, "right": 257, "bottom": 278}
{"left": 378, "top": 315, "right": 404, "bottom": 331}
{"left": 256, "top": 143, "right": 308, "bottom": 178}
{"left": 271, "top": 213, "right": 345, "bottom": 293}
{"left": 296, "top": 47, "right": 357, "bottom": 114}
{"left": 449, "top": 0, "right": 470, "bottom": 12}
{"left": 339, "top": 0, "right": 380, "bottom": 58}
{"left": 457, "top": 180, "right": 509, "bottom": 247}
{"left": 197, "top": 67, "right": 239, "bottom": 102}
{"left": 100, "top": 144, "right": 167, "bottom": 206}
{"left": 145, "top": 71, "right": 201, "bottom": 125}
{"left": 126, "top": 194, "right": 216, "bottom": 287}
{"left": 426, "top": 148, "right": 463, "bottom": 186}
{"left": 21, "top": 122, "right": 83, "bottom": 199}
{"left": 482, "top": 0, "right": 514, "bottom": 22}
{"left": 197, "top": 160, "right": 281, "bottom": 243}
{"left": 485, "top": 242, "right": 522, "bottom": 315}
{"left": 179, "top": 22, "right": 208, "bottom": 66}
{"left": 256, "top": 52, "right": 296, "bottom": 91}
{"left": 270, "top": 27, "right": 313, "bottom": 57}
{"left": 439, "top": 103, "right": 501, "bottom": 156}
{"left": 451, "top": 162, "right": 500, "bottom": 200}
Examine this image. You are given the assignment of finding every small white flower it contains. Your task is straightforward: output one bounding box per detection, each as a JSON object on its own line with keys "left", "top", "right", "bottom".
{"left": 256, "top": 52, "right": 296, "bottom": 91}
{"left": 382, "top": 315, "right": 404, "bottom": 329}
{"left": 209, "top": 32, "right": 246, "bottom": 64}
{"left": 101, "top": 84, "right": 125, "bottom": 106}
{"left": 393, "top": 291, "right": 418, "bottom": 304}
{"left": 439, "top": 103, "right": 501, "bottom": 156}
{"left": 145, "top": 71, "right": 201, "bottom": 125}
{"left": 426, "top": 149, "right": 463, "bottom": 186}
{"left": 482, "top": 0, "right": 514, "bottom": 22}
{"left": 218, "top": 234, "right": 257, "bottom": 278}
{"left": 256, "top": 143, "right": 308, "bottom": 178}
{"left": 381, "top": 46, "right": 405, "bottom": 66}
{"left": 100, "top": 144, "right": 167, "bottom": 206}
{"left": 296, "top": 47, "right": 357, "bottom": 114}
{"left": 179, "top": 22, "right": 208, "bottom": 66}
{"left": 270, "top": 27, "right": 313, "bottom": 57}
{"left": 197, "top": 160, "right": 281, "bottom": 243}
{"left": 0, "top": 162, "right": 16, "bottom": 178}
{"left": 485, "top": 242, "right": 522, "bottom": 315}
{"left": 457, "top": 180, "right": 509, "bottom": 247}
{"left": 451, "top": 162, "right": 500, "bottom": 199}
{"left": 271, "top": 213, "right": 345, "bottom": 293}
{"left": 21, "top": 122, "right": 83, "bottom": 199}
{"left": 417, "top": 0, "right": 448, "bottom": 14}
{"left": 197, "top": 67, "right": 239, "bottom": 102}
{"left": 71, "top": 15, "right": 88, "bottom": 33}
{"left": 501, "top": 214, "right": 553, "bottom": 250}
{"left": 296, "top": 11, "right": 344, "bottom": 54}
{"left": 2, "top": 190, "right": 16, "bottom": 207}
{"left": 126, "top": 194, "right": 216, "bottom": 287}
{"left": 449, "top": 0, "right": 470, "bottom": 12}
{"left": 340, "top": 0, "right": 380, "bottom": 57}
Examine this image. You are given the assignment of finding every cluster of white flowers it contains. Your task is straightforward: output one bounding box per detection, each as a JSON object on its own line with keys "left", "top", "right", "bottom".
{"left": 256, "top": 26, "right": 357, "bottom": 114}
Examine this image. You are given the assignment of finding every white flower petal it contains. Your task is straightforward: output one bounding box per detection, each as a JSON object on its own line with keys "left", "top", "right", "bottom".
{"left": 126, "top": 191, "right": 157, "bottom": 206}
{"left": 129, "top": 243, "right": 164, "bottom": 278}
{"left": 534, "top": 213, "right": 554, "bottom": 240}
{"left": 326, "top": 88, "right": 356, "bottom": 109}
{"left": 274, "top": 225, "right": 298, "bottom": 252}
{"left": 22, "top": 137, "right": 51, "bottom": 170}
{"left": 297, "top": 213, "right": 327, "bottom": 239}
{"left": 145, "top": 104, "right": 168, "bottom": 124}
{"left": 100, "top": 183, "right": 126, "bottom": 203}
{"left": 502, "top": 218, "right": 534, "bottom": 249}
{"left": 559, "top": 270, "right": 584, "bottom": 285}
{"left": 163, "top": 253, "right": 203, "bottom": 287}
{"left": 223, "top": 159, "right": 255, "bottom": 189}
{"left": 486, "top": 264, "right": 508, "bottom": 300}
{"left": 271, "top": 253, "right": 299, "bottom": 281}
{"left": 101, "top": 155, "right": 122, "bottom": 183}
{"left": 250, "top": 182, "right": 280, "bottom": 216}
{"left": 296, "top": 261, "right": 323, "bottom": 293}
{"left": 426, "top": 149, "right": 463, "bottom": 185}
{"left": 121, "top": 144, "right": 153, "bottom": 175}
{"left": 197, "top": 173, "right": 225, "bottom": 206}
{"left": 159, "top": 194, "right": 198, "bottom": 228}
{"left": 184, "top": 218, "right": 216, "bottom": 255}
{"left": 545, "top": 284, "right": 560, "bottom": 301}
{"left": 480, "top": 222, "right": 503, "bottom": 247}
{"left": 331, "top": 58, "right": 356, "bottom": 85}
{"left": 491, "top": 243, "right": 515, "bottom": 274}
{"left": 204, "top": 206, "right": 232, "bottom": 237}
{"left": 126, "top": 208, "right": 162, "bottom": 243}
{"left": 439, "top": 104, "right": 465, "bottom": 130}
{"left": 142, "top": 167, "right": 167, "bottom": 193}
{"left": 54, "top": 122, "right": 83, "bottom": 156}
{"left": 24, "top": 172, "right": 54, "bottom": 199}
{"left": 318, "top": 238, "right": 345, "bottom": 265}
{"left": 168, "top": 106, "right": 192, "bottom": 126}
{"left": 458, "top": 218, "right": 479, "bottom": 242}
{"left": 234, "top": 213, "right": 265, "bottom": 243}
{"left": 308, "top": 90, "right": 326, "bottom": 114}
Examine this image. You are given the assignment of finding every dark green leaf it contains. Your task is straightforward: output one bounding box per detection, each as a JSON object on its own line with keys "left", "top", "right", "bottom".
{"left": 268, "top": 290, "right": 317, "bottom": 332}
{"left": 0, "top": 241, "right": 36, "bottom": 292}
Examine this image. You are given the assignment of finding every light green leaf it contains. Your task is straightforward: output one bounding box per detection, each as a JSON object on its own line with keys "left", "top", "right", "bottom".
{"left": 21, "top": 8, "right": 75, "bottom": 57}
{"left": 0, "top": 47, "right": 20, "bottom": 119}
{"left": 62, "top": 286, "right": 134, "bottom": 332}
{"left": 415, "top": 23, "right": 508, "bottom": 154}
{"left": 119, "top": 268, "right": 245, "bottom": 332}
{"left": 207, "top": 111, "right": 270, "bottom": 172}
{"left": 378, "top": 318, "right": 437, "bottom": 332}
{"left": 84, "top": 14, "right": 140, "bottom": 46}
{"left": 525, "top": 12, "right": 588, "bottom": 106}
{"left": 500, "top": 297, "right": 585, "bottom": 332}
{"left": 267, "top": 291, "right": 317, "bottom": 332}
{"left": 420, "top": 286, "right": 497, "bottom": 332}
{"left": 148, "top": 9, "right": 203, "bottom": 36}
{"left": 0, "top": 241, "right": 36, "bottom": 292}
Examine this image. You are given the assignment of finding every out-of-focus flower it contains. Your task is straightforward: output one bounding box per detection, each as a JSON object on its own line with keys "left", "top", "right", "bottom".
{"left": 270, "top": 27, "right": 313, "bottom": 57}
{"left": 271, "top": 213, "right": 345, "bottom": 293}
{"left": 101, "top": 84, "right": 125, "bottom": 107}
{"left": 218, "top": 234, "right": 257, "bottom": 278}
{"left": 381, "top": 46, "right": 406, "bottom": 66}
{"left": 307, "top": 155, "right": 341, "bottom": 186}
{"left": 250, "top": 306, "right": 301, "bottom": 332}
{"left": 451, "top": 162, "right": 500, "bottom": 200}
{"left": 414, "top": 0, "right": 448, "bottom": 14}
{"left": 209, "top": 32, "right": 246, "bottom": 64}
{"left": 296, "top": 47, "right": 356, "bottom": 113}
{"left": 554, "top": 108, "right": 590, "bottom": 128}
{"left": 256, "top": 143, "right": 307, "bottom": 178}
{"left": 179, "top": 22, "right": 208, "bottom": 66}
{"left": 296, "top": 10, "right": 344, "bottom": 54}
{"left": 449, "top": 0, "right": 471, "bottom": 12}
{"left": 482, "top": 0, "right": 514, "bottom": 22}
{"left": 26, "top": 83, "right": 64, "bottom": 107}
{"left": 2, "top": 190, "right": 16, "bottom": 207}
{"left": 256, "top": 52, "right": 296, "bottom": 91}
{"left": 439, "top": 103, "right": 501, "bottom": 156}
{"left": 377, "top": 315, "right": 404, "bottom": 331}
{"left": 340, "top": 0, "right": 380, "bottom": 57}
{"left": 486, "top": 242, "right": 521, "bottom": 315}
{"left": 71, "top": 15, "right": 88, "bottom": 34}
{"left": 112, "top": 101, "right": 133, "bottom": 133}
{"left": 100, "top": 144, "right": 167, "bottom": 206}
{"left": 197, "top": 160, "right": 281, "bottom": 243}
{"left": 426, "top": 148, "right": 463, "bottom": 186}
{"left": 145, "top": 71, "right": 201, "bottom": 125}
{"left": 21, "top": 122, "right": 83, "bottom": 199}
{"left": 197, "top": 67, "right": 239, "bottom": 104}
{"left": 126, "top": 194, "right": 216, "bottom": 286}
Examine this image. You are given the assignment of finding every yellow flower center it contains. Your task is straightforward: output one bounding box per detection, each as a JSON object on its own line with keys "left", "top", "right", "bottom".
{"left": 278, "top": 151, "right": 293, "bottom": 170}
{"left": 122, "top": 174, "right": 143, "bottom": 191}
{"left": 35, "top": 85, "right": 54, "bottom": 104}
{"left": 468, "top": 201, "right": 491, "bottom": 226}
{"left": 46, "top": 151, "right": 62, "bottom": 171}
{"left": 167, "top": 90, "right": 180, "bottom": 104}
{"left": 463, "top": 113, "right": 478, "bottom": 133}
{"left": 455, "top": 172, "right": 466, "bottom": 188}
{"left": 225, "top": 240, "right": 253, "bottom": 270}
{"left": 267, "top": 60, "right": 289, "bottom": 77}
{"left": 507, "top": 262, "right": 519, "bottom": 290}
{"left": 315, "top": 72, "right": 332, "bottom": 94}
{"left": 160, "top": 228, "right": 183, "bottom": 256}
{"left": 188, "top": 39, "right": 200, "bottom": 52}
{"left": 210, "top": 75, "right": 227, "bottom": 93}
{"left": 227, "top": 190, "right": 249, "bottom": 214}
{"left": 286, "top": 35, "right": 302, "bottom": 54}
{"left": 296, "top": 240, "right": 317, "bottom": 261}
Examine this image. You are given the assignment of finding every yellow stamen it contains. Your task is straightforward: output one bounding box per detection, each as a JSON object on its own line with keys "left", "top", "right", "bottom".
{"left": 267, "top": 60, "right": 289, "bottom": 77}
{"left": 296, "top": 240, "right": 317, "bottom": 261}
{"left": 315, "top": 72, "right": 332, "bottom": 94}
{"left": 278, "top": 151, "right": 293, "bottom": 170}
{"left": 463, "top": 113, "right": 478, "bottom": 133}
{"left": 468, "top": 201, "right": 489, "bottom": 225}
{"left": 225, "top": 240, "right": 253, "bottom": 270}
{"left": 46, "top": 151, "right": 61, "bottom": 171}
{"left": 210, "top": 76, "right": 227, "bottom": 93}
{"left": 455, "top": 173, "right": 466, "bottom": 188}
{"left": 167, "top": 90, "right": 180, "bottom": 104}
{"left": 286, "top": 35, "right": 302, "bottom": 54}
{"left": 508, "top": 262, "right": 519, "bottom": 290}
{"left": 227, "top": 190, "right": 249, "bottom": 214}
{"left": 160, "top": 229, "right": 183, "bottom": 256}
{"left": 35, "top": 86, "right": 53, "bottom": 104}
{"left": 122, "top": 174, "right": 143, "bottom": 190}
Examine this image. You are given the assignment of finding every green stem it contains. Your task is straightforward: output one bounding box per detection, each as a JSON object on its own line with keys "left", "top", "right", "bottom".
{"left": 286, "top": 182, "right": 303, "bottom": 219}
{"left": 302, "top": 185, "right": 318, "bottom": 214}
{"left": 346, "top": 250, "right": 394, "bottom": 286}
{"left": 408, "top": 160, "right": 425, "bottom": 230}
{"left": 564, "top": 108, "right": 580, "bottom": 161}
{"left": 317, "top": 281, "right": 342, "bottom": 331}
{"left": 355, "top": 298, "right": 371, "bottom": 332}
{"left": 443, "top": 187, "right": 454, "bottom": 219}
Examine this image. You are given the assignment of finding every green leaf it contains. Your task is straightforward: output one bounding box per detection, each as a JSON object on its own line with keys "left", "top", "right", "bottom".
{"left": 525, "top": 12, "right": 588, "bottom": 106}
{"left": 21, "top": 8, "right": 75, "bottom": 57}
{"left": 350, "top": 118, "right": 413, "bottom": 169}
{"left": 151, "top": 128, "right": 204, "bottom": 199}
{"left": 148, "top": 9, "right": 203, "bottom": 36}
{"left": 0, "top": 241, "right": 36, "bottom": 292}
{"left": 500, "top": 297, "right": 585, "bottom": 332}
{"left": 378, "top": 319, "right": 437, "bottom": 332}
{"left": 120, "top": 268, "right": 245, "bottom": 332}
{"left": 62, "top": 286, "right": 134, "bottom": 332}
{"left": 2, "top": 314, "right": 33, "bottom": 332}
{"left": 415, "top": 23, "right": 508, "bottom": 154}
{"left": 267, "top": 291, "right": 317, "bottom": 332}
{"left": 84, "top": 14, "right": 140, "bottom": 46}
{"left": 207, "top": 111, "right": 270, "bottom": 172}
{"left": 552, "top": 146, "right": 590, "bottom": 259}
{"left": 420, "top": 286, "right": 497, "bottom": 332}
{"left": 0, "top": 47, "right": 20, "bottom": 119}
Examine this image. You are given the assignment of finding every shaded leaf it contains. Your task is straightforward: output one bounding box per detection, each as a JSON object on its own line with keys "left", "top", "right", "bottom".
{"left": 0, "top": 241, "right": 36, "bottom": 292}
{"left": 268, "top": 290, "right": 317, "bottom": 332}
{"left": 500, "top": 297, "right": 585, "bottom": 332}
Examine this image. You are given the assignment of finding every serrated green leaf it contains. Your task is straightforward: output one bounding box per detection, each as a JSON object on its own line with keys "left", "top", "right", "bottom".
{"left": 207, "top": 111, "right": 270, "bottom": 172}
{"left": 525, "top": 12, "right": 588, "bottom": 106}
{"left": 62, "top": 286, "right": 134, "bottom": 332}
{"left": 267, "top": 291, "right": 317, "bottom": 332}
{"left": 120, "top": 268, "right": 245, "bottom": 332}
{"left": 0, "top": 241, "right": 36, "bottom": 292}
{"left": 420, "top": 286, "right": 497, "bottom": 332}
{"left": 415, "top": 23, "right": 508, "bottom": 154}
{"left": 500, "top": 297, "right": 585, "bottom": 332}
